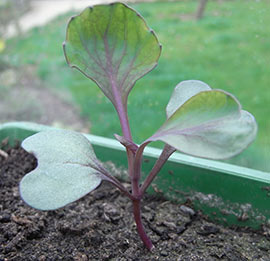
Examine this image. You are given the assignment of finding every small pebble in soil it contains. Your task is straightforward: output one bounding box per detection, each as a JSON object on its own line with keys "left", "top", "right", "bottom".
{"left": 197, "top": 224, "right": 220, "bottom": 236}
{"left": 179, "top": 205, "right": 196, "bottom": 216}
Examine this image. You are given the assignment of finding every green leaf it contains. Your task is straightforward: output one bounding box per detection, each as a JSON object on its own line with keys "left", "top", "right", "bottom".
{"left": 166, "top": 80, "right": 211, "bottom": 118}
{"left": 20, "top": 130, "right": 103, "bottom": 210}
{"left": 148, "top": 82, "right": 257, "bottom": 159}
{"left": 63, "top": 3, "right": 161, "bottom": 107}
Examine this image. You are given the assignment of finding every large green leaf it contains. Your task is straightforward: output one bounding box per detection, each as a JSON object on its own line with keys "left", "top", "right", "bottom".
{"left": 20, "top": 130, "right": 103, "bottom": 210}
{"left": 63, "top": 3, "right": 161, "bottom": 107}
{"left": 147, "top": 81, "right": 257, "bottom": 159}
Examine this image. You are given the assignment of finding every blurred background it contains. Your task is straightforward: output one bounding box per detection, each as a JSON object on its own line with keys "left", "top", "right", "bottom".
{"left": 0, "top": 0, "right": 269, "bottom": 172}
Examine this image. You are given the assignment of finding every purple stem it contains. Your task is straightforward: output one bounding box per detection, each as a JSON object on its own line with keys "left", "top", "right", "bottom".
{"left": 129, "top": 143, "right": 154, "bottom": 249}
{"left": 133, "top": 143, "right": 149, "bottom": 186}
{"left": 108, "top": 81, "right": 153, "bottom": 249}
{"left": 140, "top": 144, "right": 175, "bottom": 194}
{"left": 133, "top": 199, "right": 154, "bottom": 250}
{"left": 114, "top": 107, "right": 155, "bottom": 250}
{"left": 111, "top": 85, "right": 154, "bottom": 249}
{"left": 103, "top": 31, "right": 153, "bottom": 250}
{"left": 115, "top": 101, "right": 132, "bottom": 141}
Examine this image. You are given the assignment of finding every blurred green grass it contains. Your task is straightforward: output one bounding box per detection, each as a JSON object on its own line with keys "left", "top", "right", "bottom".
{"left": 2, "top": 0, "right": 269, "bottom": 172}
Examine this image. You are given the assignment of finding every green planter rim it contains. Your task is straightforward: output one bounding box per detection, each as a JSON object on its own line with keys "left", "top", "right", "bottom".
{"left": 1, "top": 121, "right": 269, "bottom": 228}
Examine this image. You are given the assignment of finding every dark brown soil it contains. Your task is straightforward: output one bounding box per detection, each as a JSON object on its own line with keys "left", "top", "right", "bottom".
{"left": 1, "top": 144, "right": 270, "bottom": 261}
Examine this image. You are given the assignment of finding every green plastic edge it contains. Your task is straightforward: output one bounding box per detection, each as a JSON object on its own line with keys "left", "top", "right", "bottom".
{"left": 1, "top": 121, "right": 269, "bottom": 228}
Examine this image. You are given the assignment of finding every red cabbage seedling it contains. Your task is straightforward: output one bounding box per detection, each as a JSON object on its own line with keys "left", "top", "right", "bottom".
{"left": 19, "top": 3, "right": 257, "bottom": 250}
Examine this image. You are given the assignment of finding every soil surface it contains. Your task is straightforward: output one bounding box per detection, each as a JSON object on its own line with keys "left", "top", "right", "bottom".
{"left": 0, "top": 144, "right": 270, "bottom": 261}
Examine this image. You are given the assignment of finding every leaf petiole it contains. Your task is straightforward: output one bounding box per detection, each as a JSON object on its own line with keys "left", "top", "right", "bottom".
{"left": 140, "top": 144, "right": 176, "bottom": 194}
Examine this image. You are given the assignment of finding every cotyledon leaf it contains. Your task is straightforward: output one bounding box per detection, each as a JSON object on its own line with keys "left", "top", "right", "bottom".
{"left": 147, "top": 81, "right": 257, "bottom": 159}
{"left": 20, "top": 130, "right": 104, "bottom": 210}
{"left": 63, "top": 3, "right": 161, "bottom": 107}
{"left": 166, "top": 80, "right": 211, "bottom": 118}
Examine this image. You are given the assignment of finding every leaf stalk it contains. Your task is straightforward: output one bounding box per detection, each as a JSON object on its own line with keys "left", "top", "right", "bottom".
{"left": 140, "top": 144, "right": 175, "bottom": 194}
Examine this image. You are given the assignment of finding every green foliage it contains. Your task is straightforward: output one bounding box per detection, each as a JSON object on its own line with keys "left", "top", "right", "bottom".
{"left": 64, "top": 3, "right": 160, "bottom": 107}
{"left": 18, "top": 3, "right": 259, "bottom": 250}
{"left": 148, "top": 80, "right": 257, "bottom": 159}
{"left": 3, "top": 1, "right": 269, "bottom": 171}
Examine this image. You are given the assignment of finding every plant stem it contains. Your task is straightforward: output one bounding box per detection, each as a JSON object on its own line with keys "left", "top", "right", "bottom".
{"left": 133, "top": 142, "right": 149, "bottom": 186}
{"left": 132, "top": 199, "right": 153, "bottom": 250}
{"left": 115, "top": 103, "right": 132, "bottom": 141}
{"left": 106, "top": 52, "right": 153, "bottom": 248}
{"left": 129, "top": 142, "right": 153, "bottom": 250}
{"left": 111, "top": 84, "right": 134, "bottom": 179}
{"left": 140, "top": 144, "right": 175, "bottom": 194}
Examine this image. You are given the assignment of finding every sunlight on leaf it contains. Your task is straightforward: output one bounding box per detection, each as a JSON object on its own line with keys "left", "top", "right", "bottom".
{"left": 148, "top": 81, "right": 257, "bottom": 159}
{"left": 63, "top": 3, "right": 161, "bottom": 107}
{"left": 20, "top": 130, "right": 104, "bottom": 210}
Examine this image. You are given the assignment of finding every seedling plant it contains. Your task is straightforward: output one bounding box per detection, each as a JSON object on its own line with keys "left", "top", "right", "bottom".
{"left": 20, "top": 3, "right": 257, "bottom": 250}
